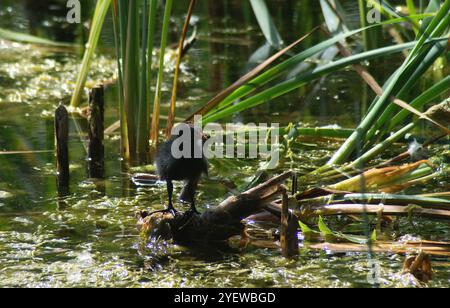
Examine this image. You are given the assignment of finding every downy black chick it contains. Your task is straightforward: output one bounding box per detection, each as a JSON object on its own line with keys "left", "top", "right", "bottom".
{"left": 155, "top": 124, "right": 209, "bottom": 214}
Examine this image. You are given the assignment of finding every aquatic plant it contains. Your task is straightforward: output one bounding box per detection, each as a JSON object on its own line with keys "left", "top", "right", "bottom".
{"left": 68, "top": 0, "right": 184, "bottom": 162}
{"left": 190, "top": 0, "right": 449, "bottom": 172}
{"left": 329, "top": 0, "right": 450, "bottom": 166}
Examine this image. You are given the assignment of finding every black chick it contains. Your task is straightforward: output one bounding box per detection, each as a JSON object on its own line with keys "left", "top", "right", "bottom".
{"left": 156, "top": 125, "right": 209, "bottom": 214}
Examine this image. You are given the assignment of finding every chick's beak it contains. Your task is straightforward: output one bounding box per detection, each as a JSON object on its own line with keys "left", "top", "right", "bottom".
{"left": 202, "top": 133, "right": 210, "bottom": 143}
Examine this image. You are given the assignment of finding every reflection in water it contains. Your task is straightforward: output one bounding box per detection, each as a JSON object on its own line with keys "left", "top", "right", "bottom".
{"left": 24, "top": 0, "right": 78, "bottom": 41}
{"left": 0, "top": 0, "right": 448, "bottom": 287}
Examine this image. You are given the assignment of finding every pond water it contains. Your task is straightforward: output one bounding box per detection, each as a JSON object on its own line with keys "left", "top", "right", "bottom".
{"left": 0, "top": 0, "right": 449, "bottom": 288}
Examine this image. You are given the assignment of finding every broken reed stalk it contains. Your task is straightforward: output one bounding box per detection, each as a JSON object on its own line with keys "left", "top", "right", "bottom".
{"left": 291, "top": 172, "right": 298, "bottom": 195}
{"left": 245, "top": 238, "right": 450, "bottom": 257}
{"left": 0, "top": 150, "right": 53, "bottom": 155}
{"left": 296, "top": 204, "right": 450, "bottom": 220}
{"left": 280, "top": 187, "right": 299, "bottom": 258}
{"left": 166, "top": 0, "right": 196, "bottom": 138}
{"left": 55, "top": 104, "right": 69, "bottom": 195}
{"left": 308, "top": 241, "right": 450, "bottom": 257}
{"left": 88, "top": 85, "right": 105, "bottom": 179}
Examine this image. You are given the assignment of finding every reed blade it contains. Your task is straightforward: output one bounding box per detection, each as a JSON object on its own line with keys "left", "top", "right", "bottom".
{"left": 185, "top": 27, "right": 319, "bottom": 122}
{"left": 249, "top": 0, "right": 284, "bottom": 49}
{"left": 150, "top": 0, "right": 173, "bottom": 145}
{"left": 166, "top": 0, "right": 197, "bottom": 138}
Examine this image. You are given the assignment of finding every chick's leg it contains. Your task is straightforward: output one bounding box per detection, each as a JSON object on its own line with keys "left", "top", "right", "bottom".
{"left": 180, "top": 176, "right": 200, "bottom": 214}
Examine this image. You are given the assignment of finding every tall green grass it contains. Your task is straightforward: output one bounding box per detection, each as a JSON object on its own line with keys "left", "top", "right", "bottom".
{"left": 68, "top": 0, "right": 448, "bottom": 167}
{"left": 69, "top": 0, "right": 180, "bottom": 162}
{"left": 329, "top": 0, "right": 449, "bottom": 165}
{"left": 111, "top": 0, "right": 160, "bottom": 162}
{"left": 194, "top": 1, "right": 448, "bottom": 169}
{"left": 199, "top": 14, "right": 438, "bottom": 123}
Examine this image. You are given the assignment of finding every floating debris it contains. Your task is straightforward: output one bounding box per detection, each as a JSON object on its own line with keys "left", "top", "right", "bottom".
{"left": 0, "top": 190, "right": 13, "bottom": 199}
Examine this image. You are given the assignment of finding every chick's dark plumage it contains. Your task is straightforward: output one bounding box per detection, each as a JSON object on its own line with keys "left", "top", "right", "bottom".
{"left": 156, "top": 126, "right": 208, "bottom": 213}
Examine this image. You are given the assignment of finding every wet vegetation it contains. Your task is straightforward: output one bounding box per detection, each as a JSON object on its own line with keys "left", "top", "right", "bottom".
{"left": 0, "top": 0, "right": 449, "bottom": 288}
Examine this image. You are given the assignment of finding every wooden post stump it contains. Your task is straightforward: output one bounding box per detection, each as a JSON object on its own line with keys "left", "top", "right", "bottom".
{"left": 55, "top": 104, "right": 69, "bottom": 195}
